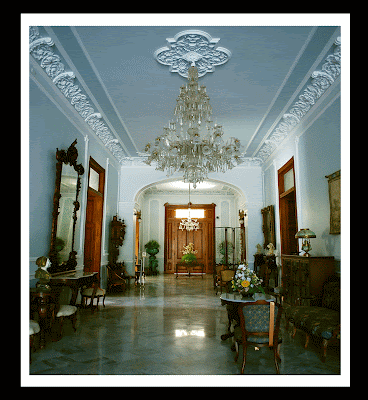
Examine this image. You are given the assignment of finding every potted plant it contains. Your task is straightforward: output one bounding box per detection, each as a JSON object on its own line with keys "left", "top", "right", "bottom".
{"left": 144, "top": 240, "right": 160, "bottom": 275}
{"left": 218, "top": 240, "right": 233, "bottom": 265}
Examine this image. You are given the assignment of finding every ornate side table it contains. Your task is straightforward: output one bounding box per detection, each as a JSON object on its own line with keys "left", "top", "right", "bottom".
{"left": 30, "top": 288, "right": 61, "bottom": 348}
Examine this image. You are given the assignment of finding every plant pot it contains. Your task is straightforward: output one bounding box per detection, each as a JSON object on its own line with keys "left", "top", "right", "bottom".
{"left": 254, "top": 292, "right": 267, "bottom": 301}
{"left": 239, "top": 289, "right": 252, "bottom": 298}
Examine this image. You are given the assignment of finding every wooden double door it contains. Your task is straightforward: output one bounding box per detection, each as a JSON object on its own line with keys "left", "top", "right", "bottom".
{"left": 164, "top": 203, "right": 215, "bottom": 274}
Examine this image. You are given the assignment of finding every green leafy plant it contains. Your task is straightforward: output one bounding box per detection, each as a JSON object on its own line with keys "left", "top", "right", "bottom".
{"left": 218, "top": 240, "right": 233, "bottom": 264}
{"left": 181, "top": 253, "right": 197, "bottom": 264}
{"left": 145, "top": 240, "right": 160, "bottom": 251}
{"left": 144, "top": 240, "right": 160, "bottom": 275}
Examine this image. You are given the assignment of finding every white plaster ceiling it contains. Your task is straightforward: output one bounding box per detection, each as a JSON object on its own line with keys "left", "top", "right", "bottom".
{"left": 29, "top": 23, "right": 341, "bottom": 168}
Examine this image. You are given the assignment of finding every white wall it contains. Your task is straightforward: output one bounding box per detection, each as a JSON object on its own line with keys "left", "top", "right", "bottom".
{"left": 29, "top": 78, "right": 121, "bottom": 286}
{"left": 262, "top": 94, "right": 341, "bottom": 274}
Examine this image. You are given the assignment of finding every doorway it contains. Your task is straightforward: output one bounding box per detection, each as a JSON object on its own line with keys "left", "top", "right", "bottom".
{"left": 164, "top": 203, "right": 215, "bottom": 274}
{"left": 278, "top": 157, "right": 298, "bottom": 255}
{"left": 84, "top": 158, "right": 105, "bottom": 276}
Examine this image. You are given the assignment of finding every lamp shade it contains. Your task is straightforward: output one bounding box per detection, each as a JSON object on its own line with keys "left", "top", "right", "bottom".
{"left": 295, "top": 228, "right": 316, "bottom": 239}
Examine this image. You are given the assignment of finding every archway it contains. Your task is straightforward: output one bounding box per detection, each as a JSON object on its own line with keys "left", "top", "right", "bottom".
{"left": 133, "top": 177, "right": 248, "bottom": 274}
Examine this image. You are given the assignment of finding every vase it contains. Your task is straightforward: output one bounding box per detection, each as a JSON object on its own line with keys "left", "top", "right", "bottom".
{"left": 254, "top": 292, "right": 267, "bottom": 301}
{"left": 239, "top": 289, "right": 253, "bottom": 298}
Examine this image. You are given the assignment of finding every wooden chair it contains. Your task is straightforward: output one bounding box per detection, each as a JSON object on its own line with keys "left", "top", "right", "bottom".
{"left": 214, "top": 264, "right": 226, "bottom": 292}
{"left": 106, "top": 265, "right": 126, "bottom": 292}
{"left": 81, "top": 285, "right": 106, "bottom": 311}
{"left": 234, "top": 300, "right": 283, "bottom": 374}
{"left": 218, "top": 269, "right": 235, "bottom": 294}
{"left": 55, "top": 305, "right": 77, "bottom": 339}
{"left": 29, "top": 320, "right": 40, "bottom": 363}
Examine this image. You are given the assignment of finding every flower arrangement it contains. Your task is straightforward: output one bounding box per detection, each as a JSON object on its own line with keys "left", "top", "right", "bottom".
{"left": 181, "top": 242, "right": 198, "bottom": 264}
{"left": 231, "top": 264, "right": 265, "bottom": 295}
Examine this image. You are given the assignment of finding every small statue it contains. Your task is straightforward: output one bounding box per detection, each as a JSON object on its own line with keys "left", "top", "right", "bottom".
{"left": 266, "top": 243, "right": 275, "bottom": 255}
{"left": 256, "top": 244, "right": 263, "bottom": 254}
{"left": 35, "top": 256, "right": 51, "bottom": 291}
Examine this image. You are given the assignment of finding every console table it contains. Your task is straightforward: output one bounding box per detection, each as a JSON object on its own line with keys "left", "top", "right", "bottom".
{"left": 175, "top": 261, "right": 204, "bottom": 278}
{"left": 49, "top": 270, "right": 98, "bottom": 305}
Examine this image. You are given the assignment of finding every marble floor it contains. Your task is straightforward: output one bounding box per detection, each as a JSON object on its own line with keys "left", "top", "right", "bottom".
{"left": 28, "top": 274, "right": 341, "bottom": 383}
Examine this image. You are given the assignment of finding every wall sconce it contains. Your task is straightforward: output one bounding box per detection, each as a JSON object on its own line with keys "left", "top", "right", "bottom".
{"left": 134, "top": 210, "right": 142, "bottom": 222}
{"left": 295, "top": 228, "right": 316, "bottom": 257}
{"left": 238, "top": 210, "right": 246, "bottom": 220}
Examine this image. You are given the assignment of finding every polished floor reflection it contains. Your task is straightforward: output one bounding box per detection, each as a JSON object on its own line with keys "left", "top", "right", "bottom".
{"left": 29, "top": 274, "right": 340, "bottom": 376}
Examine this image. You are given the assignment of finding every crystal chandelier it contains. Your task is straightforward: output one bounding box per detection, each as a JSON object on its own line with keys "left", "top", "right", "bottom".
{"left": 179, "top": 184, "right": 200, "bottom": 231}
{"left": 144, "top": 65, "right": 242, "bottom": 188}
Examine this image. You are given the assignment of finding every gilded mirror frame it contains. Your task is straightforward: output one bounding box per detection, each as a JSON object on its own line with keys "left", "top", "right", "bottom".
{"left": 48, "top": 139, "right": 84, "bottom": 274}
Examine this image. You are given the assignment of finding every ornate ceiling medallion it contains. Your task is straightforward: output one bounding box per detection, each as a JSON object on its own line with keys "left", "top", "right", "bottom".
{"left": 154, "top": 30, "right": 231, "bottom": 78}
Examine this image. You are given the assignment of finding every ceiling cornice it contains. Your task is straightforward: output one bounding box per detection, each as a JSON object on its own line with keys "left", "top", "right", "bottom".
{"left": 29, "top": 26, "right": 128, "bottom": 164}
{"left": 255, "top": 36, "right": 341, "bottom": 163}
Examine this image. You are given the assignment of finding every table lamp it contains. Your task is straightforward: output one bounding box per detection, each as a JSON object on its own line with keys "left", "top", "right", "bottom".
{"left": 295, "top": 228, "right": 316, "bottom": 257}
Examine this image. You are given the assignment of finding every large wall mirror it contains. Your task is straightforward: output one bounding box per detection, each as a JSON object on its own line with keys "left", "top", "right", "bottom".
{"left": 261, "top": 204, "right": 276, "bottom": 250}
{"left": 48, "top": 139, "right": 84, "bottom": 274}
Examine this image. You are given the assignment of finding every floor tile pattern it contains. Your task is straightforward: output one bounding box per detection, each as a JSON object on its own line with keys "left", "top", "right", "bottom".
{"left": 29, "top": 275, "right": 340, "bottom": 376}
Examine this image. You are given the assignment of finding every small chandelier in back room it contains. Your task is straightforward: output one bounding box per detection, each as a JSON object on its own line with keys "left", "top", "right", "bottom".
{"left": 144, "top": 65, "right": 243, "bottom": 188}
{"left": 178, "top": 183, "right": 200, "bottom": 231}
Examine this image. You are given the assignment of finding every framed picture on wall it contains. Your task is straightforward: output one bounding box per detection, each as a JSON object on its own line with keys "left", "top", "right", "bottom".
{"left": 325, "top": 170, "right": 341, "bottom": 234}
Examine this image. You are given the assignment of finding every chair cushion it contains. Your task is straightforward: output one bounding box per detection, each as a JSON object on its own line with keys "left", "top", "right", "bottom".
{"left": 56, "top": 305, "right": 77, "bottom": 317}
{"left": 30, "top": 320, "right": 40, "bottom": 335}
{"left": 234, "top": 326, "right": 282, "bottom": 344}
{"left": 285, "top": 305, "right": 340, "bottom": 340}
{"left": 81, "top": 287, "right": 105, "bottom": 297}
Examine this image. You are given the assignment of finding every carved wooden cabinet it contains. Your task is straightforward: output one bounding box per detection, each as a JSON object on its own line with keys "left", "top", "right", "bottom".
{"left": 281, "top": 255, "right": 335, "bottom": 306}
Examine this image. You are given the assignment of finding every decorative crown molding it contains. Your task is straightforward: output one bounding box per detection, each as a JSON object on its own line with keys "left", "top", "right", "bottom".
{"left": 29, "top": 26, "right": 126, "bottom": 163}
{"left": 256, "top": 37, "right": 341, "bottom": 163}
{"left": 154, "top": 30, "right": 231, "bottom": 78}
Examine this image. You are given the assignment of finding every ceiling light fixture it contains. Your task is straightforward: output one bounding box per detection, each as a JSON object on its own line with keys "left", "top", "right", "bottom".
{"left": 179, "top": 184, "right": 200, "bottom": 231}
{"left": 144, "top": 65, "right": 243, "bottom": 188}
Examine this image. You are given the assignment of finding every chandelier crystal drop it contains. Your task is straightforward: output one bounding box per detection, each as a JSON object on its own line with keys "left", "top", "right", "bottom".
{"left": 144, "top": 66, "right": 243, "bottom": 188}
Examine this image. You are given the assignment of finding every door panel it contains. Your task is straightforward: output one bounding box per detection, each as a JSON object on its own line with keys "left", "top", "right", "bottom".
{"left": 84, "top": 189, "right": 103, "bottom": 275}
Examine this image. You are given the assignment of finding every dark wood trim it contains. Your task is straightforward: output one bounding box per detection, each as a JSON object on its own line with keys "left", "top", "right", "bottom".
{"left": 88, "top": 157, "right": 105, "bottom": 195}
{"left": 278, "top": 157, "right": 298, "bottom": 257}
